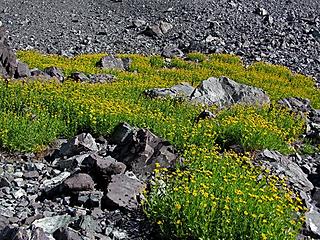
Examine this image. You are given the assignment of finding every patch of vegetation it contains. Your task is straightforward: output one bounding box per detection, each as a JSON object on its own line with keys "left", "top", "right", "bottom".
{"left": 0, "top": 50, "right": 316, "bottom": 239}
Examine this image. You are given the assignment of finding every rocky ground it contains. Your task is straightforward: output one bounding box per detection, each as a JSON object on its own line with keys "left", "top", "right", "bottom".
{"left": 0, "top": 0, "right": 319, "bottom": 83}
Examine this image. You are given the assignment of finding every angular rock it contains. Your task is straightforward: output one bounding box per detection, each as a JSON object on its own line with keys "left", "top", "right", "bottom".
{"left": 70, "top": 72, "right": 89, "bottom": 82}
{"left": 0, "top": 26, "right": 17, "bottom": 77}
{"left": 30, "top": 68, "right": 51, "bottom": 79}
{"left": 195, "top": 110, "right": 216, "bottom": 123}
{"left": 305, "top": 207, "right": 320, "bottom": 238}
{"left": 190, "top": 77, "right": 270, "bottom": 107}
{"left": 112, "top": 123, "right": 180, "bottom": 180}
{"left": 97, "top": 55, "right": 131, "bottom": 71}
{"left": 82, "top": 154, "right": 126, "bottom": 177}
{"left": 72, "top": 215, "right": 101, "bottom": 235}
{"left": 40, "top": 172, "right": 71, "bottom": 193}
{"left": 109, "top": 122, "right": 135, "bottom": 145}
{"left": 143, "top": 25, "right": 163, "bottom": 38}
{"left": 15, "top": 61, "right": 31, "bottom": 78}
{"left": 59, "top": 133, "right": 98, "bottom": 157}
{"left": 159, "top": 21, "right": 173, "bottom": 34}
{"left": 278, "top": 97, "right": 312, "bottom": 113}
{"left": 162, "top": 45, "right": 184, "bottom": 58}
{"left": 103, "top": 172, "right": 145, "bottom": 210}
{"left": 63, "top": 173, "right": 95, "bottom": 192}
{"left": 53, "top": 154, "right": 90, "bottom": 171}
{"left": 76, "top": 190, "right": 103, "bottom": 208}
{"left": 258, "top": 150, "right": 314, "bottom": 192}
{"left": 144, "top": 83, "right": 195, "bottom": 100}
{"left": 32, "top": 215, "right": 73, "bottom": 234}
{"left": 87, "top": 74, "right": 116, "bottom": 83}
{"left": 44, "top": 67, "right": 64, "bottom": 82}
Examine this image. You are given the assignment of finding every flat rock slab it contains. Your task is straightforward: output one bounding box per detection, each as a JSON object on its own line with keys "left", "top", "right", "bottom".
{"left": 32, "top": 215, "right": 74, "bottom": 234}
{"left": 104, "top": 172, "right": 145, "bottom": 210}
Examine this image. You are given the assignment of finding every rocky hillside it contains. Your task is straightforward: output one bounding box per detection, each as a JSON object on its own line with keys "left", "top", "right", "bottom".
{"left": 0, "top": 0, "right": 319, "bottom": 83}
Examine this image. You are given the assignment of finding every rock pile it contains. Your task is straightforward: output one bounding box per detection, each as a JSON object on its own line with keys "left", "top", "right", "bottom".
{"left": 254, "top": 97, "right": 320, "bottom": 238}
{"left": 0, "top": 123, "right": 180, "bottom": 240}
{"left": 145, "top": 76, "right": 270, "bottom": 107}
{"left": 1, "top": 0, "right": 319, "bottom": 84}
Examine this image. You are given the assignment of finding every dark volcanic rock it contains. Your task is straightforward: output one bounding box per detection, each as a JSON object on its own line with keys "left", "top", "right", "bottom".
{"left": 103, "top": 172, "right": 145, "bottom": 210}
{"left": 58, "top": 133, "right": 98, "bottom": 157}
{"left": 63, "top": 173, "right": 95, "bottom": 192}
{"left": 44, "top": 67, "right": 64, "bottom": 82}
{"left": 111, "top": 122, "right": 180, "bottom": 180}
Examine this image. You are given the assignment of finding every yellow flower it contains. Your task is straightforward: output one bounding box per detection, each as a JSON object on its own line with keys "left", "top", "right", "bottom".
{"left": 175, "top": 203, "right": 181, "bottom": 210}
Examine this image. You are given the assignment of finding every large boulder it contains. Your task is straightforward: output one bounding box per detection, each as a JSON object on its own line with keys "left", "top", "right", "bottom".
{"left": 103, "top": 172, "right": 145, "bottom": 210}
{"left": 190, "top": 77, "right": 270, "bottom": 107}
{"left": 145, "top": 77, "right": 270, "bottom": 107}
{"left": 111, "top": 123, "right": 180, "bottom": 180}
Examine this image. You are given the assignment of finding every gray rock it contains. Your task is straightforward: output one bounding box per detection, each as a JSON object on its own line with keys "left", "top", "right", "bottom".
{"left": 103, "top": 172, "right": 145, "bottom": 210}
{"left": 30, "top": 68, "right": 51, "bottom": 79}
{"left": 190, "top": 77, "right": 270, "bottom": 107}
{"left": 144, "top": 83, "right": 195, "bottom": 99}
{"left": 195, "top": 110, "right": 216, "bottom": 123}
{"left": 23, "top": 171, "right": 40, "bottom": 179}
{"left": 31, "top": 228, "right": 53, "bottom": 240}
{"left": 132, "top": 19, "right": 146, "bottom": 28}
{"left": 77, "top": 191, "right": 103, "bottom": 208}
{"left": 32, "top": 215, "right": 74, "bottom": 234}
{"left": 63, "top": 173, "right": 95, "bottom": 192}
{"left": 305, "top": 207, "right": 320, "bottom": 238}
{"left": 40, "top": 172, "right": 71, "bottom": 193}
{"left": 44, "top": 67, "right": 64, "bottom": 82}
{"left": 162, "top": 45, "right": 184, "bottom": 58}
{"left": 0, "top": 26, "right": 17, "bottom": 78}
{"left": 13, "top": 188, "right": 27, "bottom": 199}
{"left": 87, "top": 74, "right": 116, "bottom": 83}
{"left": 143, "top": 25, "right": 163, "bottom": 38}
{"left": 159, "top": 21, "right": 173, "bottom": 34}
{"left": 70, "top": 72, "right": 89, "bottom": 82}
{"left": 53, "top": 154, "right": 89, "bottom": 171}
{"left": 258, "top": 150, "right": 314, "bottom": 192}
{"left": 313, "top": 187, "right": 320, "bottom": 207}
{"left": 15, "top": 61, "right": 31, "bottom": 78}
{"left": 0, "top": 216, "right": 9, "bottom": 232}
{"left": 278, "top": 97, "right": 312, "bottom": 112}
{"left": 59, "top": 133, "right": 98, "bottom": 157}
{"left": 73, "top": 215, "right": 101, "bottom": 235}
{"left": 97, "top": 55, "right": 131, "bottom": 71}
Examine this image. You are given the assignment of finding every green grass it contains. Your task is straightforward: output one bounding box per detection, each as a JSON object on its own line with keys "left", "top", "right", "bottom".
{"left": 0, "top": 50, "right": 316, "bottom": 239}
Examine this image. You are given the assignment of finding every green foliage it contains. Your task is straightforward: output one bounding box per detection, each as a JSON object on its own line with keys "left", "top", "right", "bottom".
{"left": 0, "top": 50, "right": 316, "bottom": 239}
